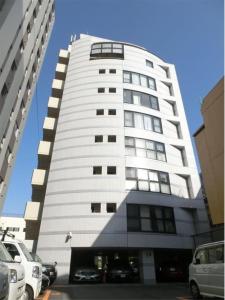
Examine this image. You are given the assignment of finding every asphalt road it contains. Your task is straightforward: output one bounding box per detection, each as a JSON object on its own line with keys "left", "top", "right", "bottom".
{"left": 37, "top": 283, "right": 194, "bottom": 300}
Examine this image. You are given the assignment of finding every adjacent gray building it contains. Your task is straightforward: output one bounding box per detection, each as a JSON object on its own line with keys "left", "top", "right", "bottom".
{"left": 0, "top": 0, "right": 55, "bottom": 212}
{"left": 25, "top": 34, "right": 209, "bottom": 284}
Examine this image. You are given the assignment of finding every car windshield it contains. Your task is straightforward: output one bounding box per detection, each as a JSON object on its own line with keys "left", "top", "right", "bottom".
{"left": 19, "top": 243, "right": 33, "bottom": 262}
{"left": 0, "top": 242, "right": 14, "bottom": 263}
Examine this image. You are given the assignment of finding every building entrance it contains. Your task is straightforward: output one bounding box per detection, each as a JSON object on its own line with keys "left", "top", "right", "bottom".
{"left": 69, "top": 248, "right": 140, "bottom": 283}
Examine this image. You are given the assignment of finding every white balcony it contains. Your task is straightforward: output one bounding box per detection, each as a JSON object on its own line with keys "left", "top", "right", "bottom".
{"left": 52, "top": 79, "right": 64, "bottom": 98}
{"left": 55, "top": 63, "right": 67, "bottom": 80}
{"left": 48, "top": 97, "right": 60, "bottom": 118}
{"left": 31, "top": 169, "right": 46, "bottom": 188}
{"left": 24, "top": 201, "right": 40, "bottom": 221}
{"left": 58, "top": 49, "right": 69, "bottom": 64}
{"left": 38, "top": 141, "right": 51, "bottom": 156}
{"left": 38, "top": 141, "right": 51, "bottom": 169}
{"left": 43, "top": 117, "right": 56, "bottom": 141}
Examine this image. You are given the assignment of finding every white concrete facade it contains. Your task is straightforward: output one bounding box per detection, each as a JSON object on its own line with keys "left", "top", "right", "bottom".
{"left": 0, "top": 0, "right": 55, "bottom": 212}
{"left": 30, "top": 35, "right": 209, "bottom": 283}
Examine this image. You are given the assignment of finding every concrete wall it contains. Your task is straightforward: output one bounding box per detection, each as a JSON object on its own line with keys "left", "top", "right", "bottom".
{"left": 194, "top": 78, "right": 224, "bottom": 225}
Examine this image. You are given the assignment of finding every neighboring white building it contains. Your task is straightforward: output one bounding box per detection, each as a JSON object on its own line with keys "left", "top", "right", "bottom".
{"left": 0, "top": 215, "right": 32, "bottom": 250}
{"left": 25, "top": 34, "right": 209, "bottom": 284}
{"left": 0, "top": 0, "right": 55, "bottom": 212}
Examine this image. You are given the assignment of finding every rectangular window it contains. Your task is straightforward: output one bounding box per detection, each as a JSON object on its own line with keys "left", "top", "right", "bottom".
{"left": 152, "top": 117, "right": 162, "bottom": 133}
{"left": 146, "top": 60, "right": 153, "bottom": 68}
{"left": 125, "top": 136, "right": 166, "bottom": 161}
{"left": 108, "top": 135, "right": 116, "bottom": 142}
{"left": 124, "top": 111, "right": 162, "bottom": 134}
{"left": 91, "top": 203, "right": 101, "bottom": 213}
{"left": 99, "top": 69, "right": 106, "bottom": 74}
{"left": 98, "top": 88, "right": 105, "bottom": 93}
{"left": 109, "top": 88, "right": 116, "bottom": 93}
{"left": 109, "top": 69, "right": 116, "bottom": 74}
{"left": 107, "top": 203, "right": 117, "bottom": 213}
{"left": 95, "top": 135, "right": 103, "bottom": 143}
{"left": 96, "top": 109, "right": 104, "bottom": 115}
{"left": 108, "top": 109, "right": 116, "bottom": 115}
{"left": 107, "top": 166, "right": 116, "bottom": 175}
{"left": 126, "top": 167, "right": 136, "bottom": 179}
{"left": 90, "top": 43, "right": 124, "bottom": 59}
{"left": 132, "top": 73, "right": 140, "bottom": 85}
{"left": 123, "top": 71, "right": 156, "bottom": 91}
{"left": 124, "top": 111, "right": 134, "bottom": 127}
{"left": 123, "top": 89, "right": 159, "bottom": 111}
{"left": 124, "top": 90, "right": 132, "bottom": 104}
{"left": 127, "top": 204, "right": 175, "bottom": 234}
{"left": 93, "top": 166, "right": 102, "bottom": 175}
{"left": 126, "top": 168, "right": 170, "bottom": 194}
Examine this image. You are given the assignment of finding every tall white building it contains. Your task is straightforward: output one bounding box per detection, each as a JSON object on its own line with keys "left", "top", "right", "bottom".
{"left": 0, "top": 0, "right": 55, "bottom": 212}
{"left": 25, "top": 34, "right": 209, "bottom": 284}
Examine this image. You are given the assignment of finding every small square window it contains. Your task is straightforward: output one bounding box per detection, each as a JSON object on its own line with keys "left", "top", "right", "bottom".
{"left": 107, "top": 203, "right": 117, "bottom": 213}
{"left": 108, "top": 135, "right": 116, "bottom": 142}
{"left": 93, "top": 166, "right": 102, "bottom": 175}
{"left": 108, "top": 109, "right": 116, "bottom": 115}
{"left": 91, "top": 203, "right": 101, "bottom": 213}
{"left": 95, "top": 135, "right": 103, "bottom": 143}
{"left": 109, "top": 69, "right": 116, "bottom": 74}
{"left": 107, "top": 166, "right": 116, "bottom": 175}
{"left": 109, "top": 88, "right": 116, "bottom": 93}
{"left": 99, "top": 69, "right": 106, "bottom": 74}
{"left": 98, "top": 88, "right": 105, "bottom": 93}
{"left": 146, "top": 60, "right": 153, "bottom": 68}
{"left": 96, "top": 109, "right": 104, "bottom": 115}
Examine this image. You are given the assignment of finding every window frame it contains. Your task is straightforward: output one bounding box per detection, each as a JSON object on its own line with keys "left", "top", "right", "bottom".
{"left": 93, "top": 166, "right": 102, "bottom": 175}
{"left": 95, "top": 135, "right": 103, "bottom": 143}
{"left": 124, "top": 111, "right": 162, "bottom": 134}
{"left": 127, "top": 204, "right": 176, "bottom": 234}
{"left": 107, "top": 166, "right": 117, "bottom": 175}
{"left": 123, "top": 71, "right": 156, "bottom": 91}
{"left": 107, "top": 203, "right": 117, "bottom": 213}
{"left": 123, "top": 89, "right": 159, "bottom": 111}
{"left": 91, "top": 203, "right": 101, "bottom": 213}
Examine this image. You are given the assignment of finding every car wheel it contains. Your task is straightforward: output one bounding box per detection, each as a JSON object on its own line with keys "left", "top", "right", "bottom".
{"left": 24, "top": 285, "right": 34, "bottom": 300}
{"left": 190, "top": 282, "right": 201, "bottom": 299}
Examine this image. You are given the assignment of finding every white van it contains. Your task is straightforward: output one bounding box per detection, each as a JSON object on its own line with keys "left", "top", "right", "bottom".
{"left": 0, "top": 241, "right": 25, "bottom": 300}
{"left": 2, "top": 239, "right": 42, "bottom": 300}
{"left": 189, "top": 241, "right": 224, "bottom": 299}
{"left": 0, "top": 261, "right": 9, "bottom": 300}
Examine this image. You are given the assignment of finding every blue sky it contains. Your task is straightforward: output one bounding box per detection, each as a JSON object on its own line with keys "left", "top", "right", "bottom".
{"left": 3, "top": 0, "right": 224, "bottom": 215}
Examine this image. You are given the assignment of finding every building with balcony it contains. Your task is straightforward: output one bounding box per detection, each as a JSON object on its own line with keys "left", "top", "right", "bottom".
{"left": 0, "top": 0, "right": 55, "bottom": 212}
{"left": 25, "top": 34, "right": 209, "bottom": 284}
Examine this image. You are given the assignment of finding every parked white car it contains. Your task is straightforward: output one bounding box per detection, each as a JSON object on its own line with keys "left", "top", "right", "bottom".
{"left": 0, "top": 241, "right": 25, "bottom": 300}
{"left": 2, "top": 239, "right": 42, "bottom": 300}
{"left": 189, "top": 241, "right": 224, "bottom": 299}
{"left": 0, "top": 261, "right": 9, "bottom": 300}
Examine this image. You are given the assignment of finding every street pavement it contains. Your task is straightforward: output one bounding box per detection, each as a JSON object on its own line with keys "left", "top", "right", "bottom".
{"left": 36, "top": 283, "right": 194, "bottom": 300}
